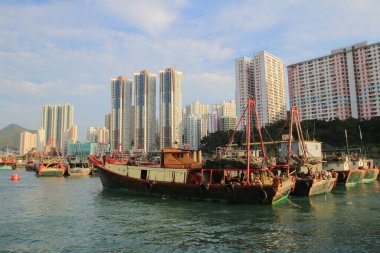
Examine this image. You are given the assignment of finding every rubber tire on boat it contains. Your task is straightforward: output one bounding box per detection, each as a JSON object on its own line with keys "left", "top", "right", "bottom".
{"left": 256, "top": 189, "right": 267, "bottom": 203}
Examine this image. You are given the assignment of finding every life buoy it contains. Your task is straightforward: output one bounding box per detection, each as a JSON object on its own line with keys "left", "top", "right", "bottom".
{"left": 256, "top": 189, "right": 267, "bottom": 203}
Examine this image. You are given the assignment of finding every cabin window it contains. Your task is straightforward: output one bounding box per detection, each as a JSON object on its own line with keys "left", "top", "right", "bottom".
{"left": 140, "top": 170, "right": 147, "bottom": 180}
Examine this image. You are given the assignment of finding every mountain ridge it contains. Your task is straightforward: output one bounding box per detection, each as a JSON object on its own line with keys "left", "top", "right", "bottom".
{"left": 0, "top": 124, "right": 37, "bottom": 152}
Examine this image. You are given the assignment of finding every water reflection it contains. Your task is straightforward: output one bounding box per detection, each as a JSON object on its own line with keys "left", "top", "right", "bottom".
{"left": 1, "top": 171, "right": 379, "bottom": 252}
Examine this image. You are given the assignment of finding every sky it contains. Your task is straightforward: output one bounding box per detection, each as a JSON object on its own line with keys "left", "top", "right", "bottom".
{"left": 1, "top": 0, "right": 379, "bottom": 140}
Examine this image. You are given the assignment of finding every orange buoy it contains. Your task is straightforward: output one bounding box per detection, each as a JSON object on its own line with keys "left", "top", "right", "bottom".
{"left": 11, "top": 174, "right": 20, "bottom": 181}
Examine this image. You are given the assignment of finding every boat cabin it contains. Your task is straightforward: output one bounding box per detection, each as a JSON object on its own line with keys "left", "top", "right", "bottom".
{"left": 160, "top": 148, "right": 202, "bottom": 169}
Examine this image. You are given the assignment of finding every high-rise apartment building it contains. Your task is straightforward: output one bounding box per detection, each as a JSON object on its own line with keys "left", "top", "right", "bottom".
{"left": 288, "top": 41, "right": 380, "bottom": 121}
{"left": 235, "top": 51, "right": 287, "bottom": 127}
{"left": 185, "top": 114, "right": 200, "bottom": 150}
{"left": 87, "top": 127, "right": 109, "bottom": 144}
{"left": 159, "top": 68, "right": 183, "bottom": 148}
{"left": 40, "top": 103, "right": 76, "bottom": 151}
{"left": 134, "top": 70, "right": 157, "bottom": 152}
{"left": 189, "top": 100, "right": 209, "bottom": 138}
{"left": 110, "top": 76, "right": 133, "bottom": 151}
{"left": 19, "top": 131, "right": 38, "bottom": 156}
{"left": 184, "top": 100, "right": 209, "bottom": 149}
{"left": 235, "top": 57, "right": 254, "bottom": 127}
{"left": 209, "top": 100, "right": 237, "bottom": 133}
{"left": 104, "top": 113, "right": 111, "bottom": 131}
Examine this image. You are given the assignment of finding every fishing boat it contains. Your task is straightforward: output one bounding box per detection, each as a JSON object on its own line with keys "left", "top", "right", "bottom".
{"left": 25, "top": 148, "right": 41, "bottom": 171}
{"left": 67, "top": 159, "right": 92, "bottom": 176}
{"left": 89, "top": 98, "right": 295, "bottom": 204}
{"left": 66, "top": 144, "right": 93, "bottom": 176}
{"left": 352, "top": 126, "right": 380, "bottom": 183}
{"left": 0, "top": 145, "right": 16, "bottom": 170}
{"left": 36, "top": 138, "right": 65, "bottom": 177}
{"left": 280, "top": 108, "right": 337, "bottom": 197}
{"left": 351, "top": 157, "right": 379, "bottom": 183}
{"left": 323, "top": 126, "right": 378, "bottom": 185}
{"left": 324, "top": 153, "right": 365, "bottom": 185}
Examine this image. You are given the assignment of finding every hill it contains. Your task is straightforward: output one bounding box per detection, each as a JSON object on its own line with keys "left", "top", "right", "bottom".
{"left": 0, "top": 124, "right": 37, "bottom": 152}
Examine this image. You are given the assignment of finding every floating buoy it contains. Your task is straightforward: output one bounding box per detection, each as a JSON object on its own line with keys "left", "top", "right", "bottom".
{"left": 11, "top": 174, "right": 20, "bottom": 181}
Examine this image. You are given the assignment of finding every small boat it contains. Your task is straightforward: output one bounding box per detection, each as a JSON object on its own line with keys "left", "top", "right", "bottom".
{"left": 89, "top": 98, "right": 295, "bottom": 204}
{"left": 0, "top": 145, "right": 16, "bottom": 170}
{"left": 36, "top": 138, "right": 65, "bottom": 177}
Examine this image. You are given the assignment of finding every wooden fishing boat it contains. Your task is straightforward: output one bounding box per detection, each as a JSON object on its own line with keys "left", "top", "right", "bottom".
{"left": 37, "top": 138, "right": 65, "bottom": 177}
{"left": 324, "top": 156, "right": 365, "bottom": 185}
{"left": 0, "top": 161, "right": 15, "bottom": 170}
{"left": 66, "top": 144, "right": 93, "bottom": 176}
{"left": 280, "top": 108, "right": 337, "bottom": 197}
{"left": 89, "top": 98, "right": 295, "bottom": 204}
{"left": 352, "top": 158, "right": 379, "bottom": 183}
{"left": 67, "top": 160, "right": 92, "bottom": 176}
{"left": 25, "top": 148, "right": 41, "bottom": 171}
{"left": 0, "top": 145, "right": 17, "bottom": 170}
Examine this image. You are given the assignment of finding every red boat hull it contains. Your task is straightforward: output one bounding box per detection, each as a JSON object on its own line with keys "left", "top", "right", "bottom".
{"left": 93, "top": 161, "right": 293, "bottom": 205}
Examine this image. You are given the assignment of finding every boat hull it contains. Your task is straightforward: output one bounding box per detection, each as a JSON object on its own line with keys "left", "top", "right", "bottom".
{"left": 95, "top": 163, "right": 293, "bottom": 205}
{"left": 362, "top": 168, "right": 379, "bottom": 183}
{"left": 0, "top": 165, "right": 13, "bottom": 170}
{"left": 37, "top": 168, "right": 65, "bottom": 177}
{"left": 67, "top": 167, "right": 92, "bottom": 176}
{"left": 336, "top": 169, "right": 365, "bottom": 185}
{"left": 291, "top": 177, "right": 337, "bottom": 197}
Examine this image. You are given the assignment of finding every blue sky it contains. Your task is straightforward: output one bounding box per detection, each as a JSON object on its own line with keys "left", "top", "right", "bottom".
{"left": 1, "top": 0, "right": 379, "bottom": 140}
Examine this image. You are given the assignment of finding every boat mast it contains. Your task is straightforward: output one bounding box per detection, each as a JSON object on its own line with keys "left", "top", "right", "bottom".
{"left": 246, "top": 98, "right": 251, "bottom": 185}
{"left": 358, "top": 125, "right": 365, "bottom": 158}
{"left": 344, "top": 129, "right": 350, "bottom": 159}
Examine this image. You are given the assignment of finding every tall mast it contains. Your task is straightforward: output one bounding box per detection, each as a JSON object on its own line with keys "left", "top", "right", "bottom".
{"left": 359, "top": 125, "right": 364, "bottom": 158}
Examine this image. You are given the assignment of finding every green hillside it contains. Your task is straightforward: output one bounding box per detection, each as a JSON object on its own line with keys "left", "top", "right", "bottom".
{"left": 0, "top": 124, "right": 36, "bottom": 152}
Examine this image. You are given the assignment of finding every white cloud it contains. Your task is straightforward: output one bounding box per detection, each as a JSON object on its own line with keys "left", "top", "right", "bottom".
{"left": 99, "top": 0, "right": 188, "bottom": 36}
{"left": 0, "top": 0, "right": 379, "bottom": 138}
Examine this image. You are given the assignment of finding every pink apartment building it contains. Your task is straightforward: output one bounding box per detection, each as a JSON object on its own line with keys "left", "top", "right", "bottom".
{"left": 288, "top": 42, "right": 380, "bottom": 121}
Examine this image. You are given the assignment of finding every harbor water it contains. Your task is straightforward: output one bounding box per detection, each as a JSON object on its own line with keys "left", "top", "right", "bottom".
{"left": 1, "top": 170, "right": 379, "bottom": 253}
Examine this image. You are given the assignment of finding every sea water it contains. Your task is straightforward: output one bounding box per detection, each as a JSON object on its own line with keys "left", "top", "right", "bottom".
{"left": 0, "top": 170, "right": 379, "bottom": 253}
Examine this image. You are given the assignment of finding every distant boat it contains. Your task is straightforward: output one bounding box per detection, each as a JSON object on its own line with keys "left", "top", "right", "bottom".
{"left": 324, "top": 128, "right": 379, "bottom": 185}
{"left": 66, "top": 160, "right": 92, "bottom": 176}
{"left": 36, "top": 139, "right": 65, "bottom": 177}
{"left": 89, "top": 98, "right": 295, "bottom": 204}
{"left": 0, "top": 144, "right": 16, "bottom": 170}
{"left": 351, "top": 158, "right": 379, "bottom": 183}
{"left": 25, "top": 148, "right": 41, "bottom": 171}
{"left": 66, "top": 144, "right": 93, "bottom": 176}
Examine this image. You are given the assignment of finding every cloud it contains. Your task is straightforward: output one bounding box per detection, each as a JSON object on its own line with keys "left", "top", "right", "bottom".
{"left": 0, "top": 0, "right": 379, "bottom": 139}
{"left": 98, "top": 0, "right": 188, "bottom": 36}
